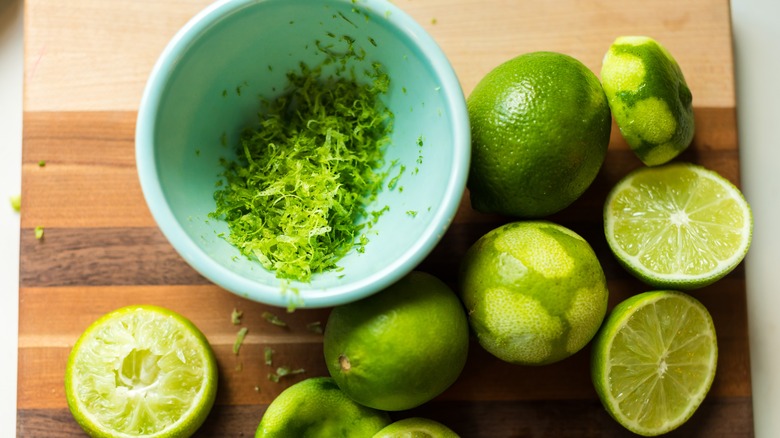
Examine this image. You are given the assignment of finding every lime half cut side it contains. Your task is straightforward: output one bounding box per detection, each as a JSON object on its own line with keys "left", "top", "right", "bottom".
{"left": 591, "top": 291, "right": 717, "bottom": 436}
{"left": 65, "top": 305, "right": 218, "bottom": 438}
{"left": 604, "top": 162, "right": 752, "bottom": 289}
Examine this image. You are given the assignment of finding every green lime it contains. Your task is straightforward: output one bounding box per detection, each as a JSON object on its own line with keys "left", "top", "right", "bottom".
{"left": 373, "top": 417, "right": 460, "bottom": 438}
{"left": 323, "top": 271, "right": 469, "bottom": 411}
{"left": 601, "top": 36, "right": 694, "bottom": 166}
{"left": 65, "top": 305, "right": 217, "bottom": 437}
{"left": 467, "top": 51, "right": 611, "bottom": 217}
{"left": 591, "top": 291, "right": 717, "bottom": 436}
{"left": 604, "top": 162, "right": 752, "bottom": 289}
{"left": 255, "top": 377, "right": 390, "bottom": 437}
{"left": 459, "top": 221, "right": 609, "bottom": 365}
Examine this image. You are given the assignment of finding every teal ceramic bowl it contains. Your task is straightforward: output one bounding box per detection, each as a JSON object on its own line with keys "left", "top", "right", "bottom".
{"left": 136, "top": 0, "right": 469, "bottom": 309}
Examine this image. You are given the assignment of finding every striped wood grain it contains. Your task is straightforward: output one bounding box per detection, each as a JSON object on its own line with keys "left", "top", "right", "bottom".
{"left": 19, "top": 0, "right": 749, "bottom": 436}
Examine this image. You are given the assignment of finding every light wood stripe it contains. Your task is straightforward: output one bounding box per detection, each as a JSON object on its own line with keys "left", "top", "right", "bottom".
{"left": 23, "top": 0, "right": 735, "bottom": 111}
{"left": 20, "top": 108, "right": 741, "bottom": 229}
{"left": 17, "top": 275, "right": 751, "bottom": 410}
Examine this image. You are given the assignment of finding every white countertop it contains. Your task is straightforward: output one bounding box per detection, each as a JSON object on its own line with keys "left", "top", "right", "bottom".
{"left": 0, "top": 0, "right": 22, "bottom": 435}
{"left": 1, "top": 0, "right": 777, "bottom": 435}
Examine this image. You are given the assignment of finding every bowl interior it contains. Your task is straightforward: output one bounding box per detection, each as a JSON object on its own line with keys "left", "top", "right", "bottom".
{"left": 139, "top": 0, "right": 468, "bottom": 308}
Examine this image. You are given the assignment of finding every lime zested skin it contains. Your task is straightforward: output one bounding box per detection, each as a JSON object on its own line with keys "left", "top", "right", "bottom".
{"left": 323, "top": 271, "right": 469, "bottom": 411}
{"left": 604, "top": 162, "right": 753, "bottom": 289}
{"left": 591, "top": 291, "right": 718, "bottom": 436}
{"left": 65, "top": 305, "right": 218, "bottom": 438}
{"left": 256, "top": 377, "right": 390, "bottom": 438}
{"left": 467, "top": 51, "right": 611, "bottom": 217}
{"left": 459, "top": 221, "right": 609, "bottom": 365}
{"left": 601, "top": 36, "right": 694, "bottom": 166}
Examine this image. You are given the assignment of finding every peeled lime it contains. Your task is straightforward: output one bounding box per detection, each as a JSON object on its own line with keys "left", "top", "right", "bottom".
{"left": 601, "top": 36, "right": 694, "bottom": 166}
{"left": 459, "top": 221, "right": 609, "bottom": 365}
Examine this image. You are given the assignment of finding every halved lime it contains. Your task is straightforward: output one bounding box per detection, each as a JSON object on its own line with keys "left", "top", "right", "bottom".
{"left": 591, "top": 291, "right": 717, "bottom": 436}
{"left": 604, "top": 162, "right": 752, "bottom": 289}
{"left": 65, "top": 305, "right": 218, "bottom": 437}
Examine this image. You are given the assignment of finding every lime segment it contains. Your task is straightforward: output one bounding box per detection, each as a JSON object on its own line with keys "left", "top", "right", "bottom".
{"left": 604, "top": 162, "right": 752, "bottom": 289}
{"left": 65, "top": 305, "right": 217, "bottom": 438}
{"left": 591, "top": 291, "right": 718, "bottom": 436}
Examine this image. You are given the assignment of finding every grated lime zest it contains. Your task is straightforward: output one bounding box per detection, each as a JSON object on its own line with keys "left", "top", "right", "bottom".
{"left": 211, "top": 53, "right": 394, "bottom": 282}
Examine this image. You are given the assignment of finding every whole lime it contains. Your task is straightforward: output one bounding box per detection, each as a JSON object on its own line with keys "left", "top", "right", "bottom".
{"left": 323, "top": 271, "right": 469, "bottom": 411}
{"left": 373, "top": 417, "right": 460, "bottom": 438}
{"left": 459, "top": 221, "right": 608, "bottom": 365}
{"left": 467, "top": 51, "right": 611, "bottom": 217}
{"left": 255, "top": 377, "right": 390, "bottom": 437}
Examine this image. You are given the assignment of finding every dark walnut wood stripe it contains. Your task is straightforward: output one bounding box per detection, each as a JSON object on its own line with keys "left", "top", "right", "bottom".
{"left": 18, "top": 396, "right": 753, "bottom": 437}
{"left": 16, "top": 329, "right": 751, "bottom": 411}
{"left": 19, "top": 222, "right": 746, "bottom": 288}
{"left": 19, "top": 226, "right": 209, "bottom": 287}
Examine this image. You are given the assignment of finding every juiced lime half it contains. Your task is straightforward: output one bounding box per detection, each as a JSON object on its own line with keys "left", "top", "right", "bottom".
{"left": 65, "top": 305, "right": 218, "bottom": 438}
{"left": 591, "top": 291, "right": 718, "bottom": 436}
{"left": 605, "top": 162, "right": 752, "bottom": 289}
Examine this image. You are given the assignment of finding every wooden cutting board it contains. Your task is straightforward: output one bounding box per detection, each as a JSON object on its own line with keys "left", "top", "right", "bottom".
{"left": 18, "top": 0, "right": 752, "bottom": 435}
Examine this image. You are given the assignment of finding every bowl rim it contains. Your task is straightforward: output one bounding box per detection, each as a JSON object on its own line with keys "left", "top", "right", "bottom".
{"left": 135, "top": 0, "right": 470, "bottom": 308}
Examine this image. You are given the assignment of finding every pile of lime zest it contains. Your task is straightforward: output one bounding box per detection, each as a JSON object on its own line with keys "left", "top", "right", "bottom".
{"left": 233, "top": 327, "right": 248, "bottom": 355}
{"left": 264, "top": 347, "right": 274, "bottom": 366}
{"left": 211, "top": 56, "right": 394, "bottom": 283}
{"left": 34, "top": 226, "right": 44, "bottom": 240}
